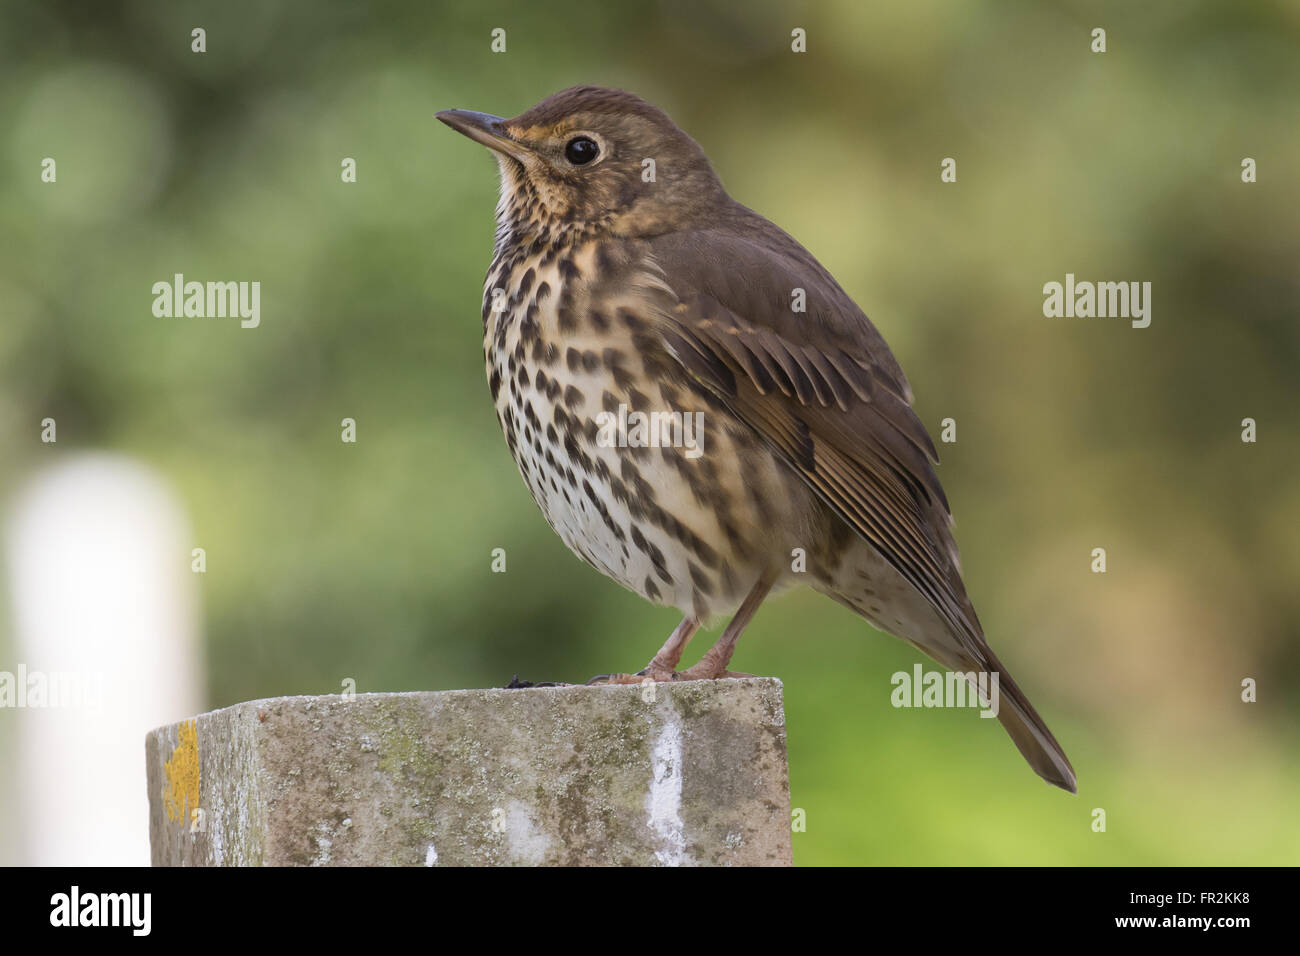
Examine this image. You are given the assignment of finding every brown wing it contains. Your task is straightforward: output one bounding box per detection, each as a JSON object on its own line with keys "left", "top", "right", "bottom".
{"left": 636, "top": 215, "right": 1078, "bottom": 793}
{"left": 641, "top": 216, "right": 982, "bottom": 650}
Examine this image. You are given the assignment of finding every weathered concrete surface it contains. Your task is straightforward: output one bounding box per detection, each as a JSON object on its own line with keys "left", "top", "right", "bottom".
{"left": 145, "top": 679, "right": 791, "bottom": 866}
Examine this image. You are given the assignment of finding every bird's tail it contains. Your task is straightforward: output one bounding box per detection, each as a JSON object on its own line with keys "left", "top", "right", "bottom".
{"left": 928, "top": 640, "right": 1077, "bottom": 793}
{"left": 821, "top": 584, "right": 1076, "bottom": 791}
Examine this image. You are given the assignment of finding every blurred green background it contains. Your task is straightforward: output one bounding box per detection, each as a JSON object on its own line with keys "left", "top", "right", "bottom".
{"left": 2, "top": 0, "right": 1298, "bottom": 864}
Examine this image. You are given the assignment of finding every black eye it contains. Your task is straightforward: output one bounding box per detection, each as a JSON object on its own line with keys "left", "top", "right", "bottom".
{"left": 564, "top": 136, "right": 600, "bottom": 165}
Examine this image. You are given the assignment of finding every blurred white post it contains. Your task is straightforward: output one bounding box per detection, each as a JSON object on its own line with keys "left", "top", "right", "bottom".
{"left": 4, "top": 455, "right": 203, "bottom": 865}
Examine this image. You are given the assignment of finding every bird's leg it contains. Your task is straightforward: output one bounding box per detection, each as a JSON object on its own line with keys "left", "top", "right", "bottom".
{"left": 675, "top": 571, "right": 776, "bottom": 681}
{"left": 586, "top": 616, "right": 701, "bottom": 685}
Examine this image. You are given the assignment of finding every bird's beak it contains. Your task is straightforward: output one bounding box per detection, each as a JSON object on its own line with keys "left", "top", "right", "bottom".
{"left": 436, "top": 109, "right": 530, "bottom": 162}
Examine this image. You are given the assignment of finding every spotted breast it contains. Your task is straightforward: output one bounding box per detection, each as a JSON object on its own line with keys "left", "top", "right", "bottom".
{"left": 482, "top": 226, "right": 820, "bottom": 622}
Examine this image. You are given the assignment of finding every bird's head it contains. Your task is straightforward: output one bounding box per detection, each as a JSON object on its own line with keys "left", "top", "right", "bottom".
{"left": 438, "top": 86, "right": 726, "bottom": 240}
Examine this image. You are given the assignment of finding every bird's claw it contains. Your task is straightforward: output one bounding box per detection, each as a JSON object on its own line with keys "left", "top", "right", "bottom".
{"left": 586, "top": 665, "right": 757, "bottom": 685}
{"left": 586, "top": 665, "right": 678, "bottom": 685}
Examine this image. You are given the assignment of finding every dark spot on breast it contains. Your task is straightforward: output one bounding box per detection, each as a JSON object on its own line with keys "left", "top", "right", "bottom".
{"left": 629, "top": 525, "right": 672, "bottom": 583}
{"left": 565, "top": 433, "right": 594, "bottom": 473}
{"left": 652, "top": 509, "right": 719, "bottom": 569}
{"left": 516, "top": 267, "right": 535, "bottom": 300}
{"left": 721, "top": 520, "right": 746, "bottom": 554}
{"left": 558, "top": 290, "right": 577, "bottom": 333}
{"left": 520, "top": 313, "right": 540, "bottom": 344}
{"left": 688, "top": 563, "right": 714, "bottom": 595}
{"left": 609, "top": 363, "right": 635, "bottom": 391}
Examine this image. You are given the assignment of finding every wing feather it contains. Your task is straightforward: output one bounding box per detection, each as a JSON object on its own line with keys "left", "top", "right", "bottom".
{"left": 643, "top": 222, "right": 978, "bottom": 647}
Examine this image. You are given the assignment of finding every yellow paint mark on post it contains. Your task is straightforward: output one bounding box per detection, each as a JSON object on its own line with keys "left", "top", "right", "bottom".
{"left": 163, "top": 719, "right": 200, "bottom": 825}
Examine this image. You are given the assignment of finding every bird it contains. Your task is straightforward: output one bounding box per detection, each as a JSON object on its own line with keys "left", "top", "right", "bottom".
{"left": 438, "top": 86, "right": 1076, "bottom": 792}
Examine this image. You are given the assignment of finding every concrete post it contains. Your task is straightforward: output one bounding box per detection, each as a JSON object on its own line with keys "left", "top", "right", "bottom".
{"left": 145, "top": 679, "right": 792, "bottom": 866}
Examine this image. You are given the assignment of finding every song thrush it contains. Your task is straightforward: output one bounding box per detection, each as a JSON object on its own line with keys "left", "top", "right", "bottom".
{"left": 438, "top": 86, "right": 1076, "bottom": 792}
